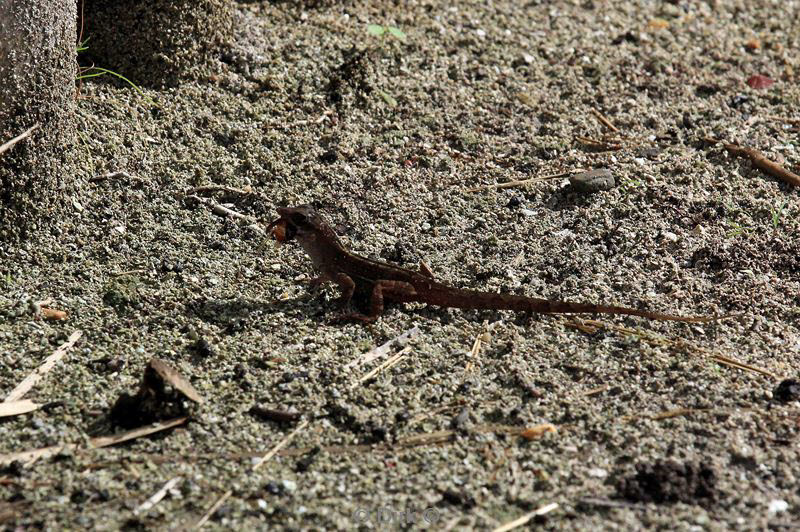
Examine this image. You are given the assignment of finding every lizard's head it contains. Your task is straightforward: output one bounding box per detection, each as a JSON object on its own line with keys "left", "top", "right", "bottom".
{"left": 267, "top": 205, "right": 345, "bottom": 267}
{"left": 267, "top": 204, "right": 336, "bottom": 245}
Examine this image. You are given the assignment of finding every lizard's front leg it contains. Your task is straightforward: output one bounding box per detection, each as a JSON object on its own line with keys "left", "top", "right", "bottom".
{"left": 330, "top": 272, "right": 357, "bottom": 309}
{"left": 340, "top": 280, "right": 417, "bottom": 322}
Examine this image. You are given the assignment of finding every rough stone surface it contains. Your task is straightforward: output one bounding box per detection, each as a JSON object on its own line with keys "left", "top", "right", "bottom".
{"left": 570, "top": 168, "right": 616, "bottom": 192}
{"left": 0, "top": 0, "right": 76, "bottom": 240}
{"left": 81, "top": 0, "right": 233, "bottom": 88}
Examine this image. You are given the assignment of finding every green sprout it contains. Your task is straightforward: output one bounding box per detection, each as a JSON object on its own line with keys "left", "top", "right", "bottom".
{"left": 725, "top": 220, "right": 751, "bottom": 238}
{"left": 366, "top": 24, "right": 405, "bottom": 108}
{"left": 75, "top": 39, "right": 156, "bottom": 107}
{"left": 367, "top": 24, "right": 407, "bottom": 42}
{"left": 771, "top": 200, "right": 787, "bottom": 229}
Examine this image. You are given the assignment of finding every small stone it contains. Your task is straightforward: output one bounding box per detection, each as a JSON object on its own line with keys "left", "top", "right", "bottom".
{"left": 636, "top": 147, "right": 662, "bottom": 159}
{"left": 506, "top": 195, "right": 523, "bottom": 208}
{"left": 773, "top": 379, "right": 800, "bottom": 402}
{"left": 768, "top": 499, "right": 788, "bottom": 515}
{"left": 570, "top": 169, "right": 616, "bottom": 192}
{"left": 662, "top": 231, "right": 678, "bottom": 243}
{"left": 588, "top": 468, "right": 608, "bottom": 478}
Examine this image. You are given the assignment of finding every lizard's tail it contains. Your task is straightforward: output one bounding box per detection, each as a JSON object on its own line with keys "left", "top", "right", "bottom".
{"left": 421, "top": 286, "right": 722, "bottom": 323}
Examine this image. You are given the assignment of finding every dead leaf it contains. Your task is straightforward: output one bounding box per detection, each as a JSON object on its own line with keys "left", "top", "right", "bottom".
{"left": 747, "top": 74, "right": 774, "bottom": 89}
{"left": 648, "top": 18, "right": 669, "bottom": 30}
{"left": 148, "top": 358, "right": 203, "bottom": 403}
{"left": 40, "top": 307, "right": 67, "bottom": 320}
{"left": 520, "top": 423, "right": 557, "bottom": 440}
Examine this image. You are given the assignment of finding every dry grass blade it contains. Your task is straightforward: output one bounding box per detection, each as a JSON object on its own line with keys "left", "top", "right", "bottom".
{"left": 195, "top": 417, "right": 309, "bottom": 528}
{"left": 465, "top": 322, "right": 492, "bottom": 373}
{"left": 5, "top": 330, "right": 82, "bottom": 402}
{"left": 351, "top": 347, "right": 409, "bottom": 389}
{"left": 711, "top": 354, "right": 776, "bottom": 378}
{"left": 346, "top": 324, "right": 420, "bottom": 369}
{"left": 466, "top": 170, "right": 582, "bottom": 193}
{"left": 0, "top": 400, "right": 40, "bottom": 418}
{"left": 89, "top": 416, "right": 189, "bottom": 449}
{"left": 0, "top": 416, "right": 188, "bottom": 467}
{"left": 575, "top": 136, "right": 622, "bottom": 151}
{"left": 193, "top": 490, "right": 232, "bottom": 530}
{"left": 492, "top": 502, "right": 559, "bottom": 532}
{"left": 650, "top": 408, "right": 709, "bottom": 420}
{"left": 252, "top": 419, "right": 309, "bottom": 471}
{"left": 134, "top": 476, "right": 183, "bottom": 516}
{"left": 563, "top": 318, "right": 776, "bottom": 379}
{"left": 0, "top": 124, "right": 40, "bottom": 156}
{"left": 0, "top": 444, "right": 71, "bottom": 467}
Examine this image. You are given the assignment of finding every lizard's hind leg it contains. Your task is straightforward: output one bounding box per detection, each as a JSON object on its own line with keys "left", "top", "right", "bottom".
{"left": 335, "top": 280, "right": 417, "bottom": 322}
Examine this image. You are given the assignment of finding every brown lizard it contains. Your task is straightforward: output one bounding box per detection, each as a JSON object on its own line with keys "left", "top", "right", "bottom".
{"left": 266, "top": 205, "right": 719, "bottom": 323}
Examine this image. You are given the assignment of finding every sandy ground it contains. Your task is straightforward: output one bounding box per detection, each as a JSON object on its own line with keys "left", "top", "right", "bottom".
{"left": 1, "top": 0, "right": 799, "bottom": 529}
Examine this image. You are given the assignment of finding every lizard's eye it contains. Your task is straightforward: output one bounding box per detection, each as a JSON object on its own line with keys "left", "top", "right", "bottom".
{"left": 289, "top": 212, "right": 307, "bottom": 226}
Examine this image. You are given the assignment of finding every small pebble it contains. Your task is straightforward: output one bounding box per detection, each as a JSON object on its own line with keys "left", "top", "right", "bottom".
{"left": 662, "top": 231, "right": 678, "bottom": 243}
{"left": 588, "top": 468, "right": 608, "bottom": 478}
{"left": 570, "top": 169, "right": 616, "bottom": 192}
{"left": 773, "top": 379, "right": 800, "bottom": 402}
{"left": 768, "top": 499, "right": 788, "bottom": 515}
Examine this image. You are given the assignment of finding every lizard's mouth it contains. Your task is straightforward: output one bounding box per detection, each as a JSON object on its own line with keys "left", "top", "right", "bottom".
{"left": 265, "top": 215, "right": 297, "bottom": 243}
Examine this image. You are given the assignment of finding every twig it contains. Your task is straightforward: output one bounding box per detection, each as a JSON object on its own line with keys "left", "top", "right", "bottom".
{"left": 492, "top": 502, "right": 559, "bottom": 532}
{"left": 761, "top": 115, "right": 800, "bottom": 125}
{"left": 134, "top": 476, "right": 183, "bottom": 516}
{"left": 112, "top": 269, "right": 148, "bottom": 277}
{"left": 575, "top": 136, "right": 623, "bottom": 151}
{"left": 581, "top": 385, "right": 609, "bottom": 397}
{"left": 466, "top": 170, "right": 584, "bottom": 193}
{"left": 650, "top": 408, "right": 709, "bottom": 421}
{"left": 591, "top": 108, "right": 619, "bottom": 133}
{"left": 89, "top": 416, "right": 189, "bottom": 448}
{"left": 5, "top": 331, "right": 82, "bottom": 402}
{"left": 0, "top": 124, "right": 39, "bottom": 156}
{"left": 722, "top": 142, "right": 800, "bottom": 187}
{"left": 185, "top": 194, "right": 258, "bottom": 224}
{"left": 89, "top": 171, "right": 144, "bottom": 184}
{"left": 185, "top": 185, "right": 254, "bottom": 197}
{"left": 268, "top": 110, "right": 332, "bottom": 129}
